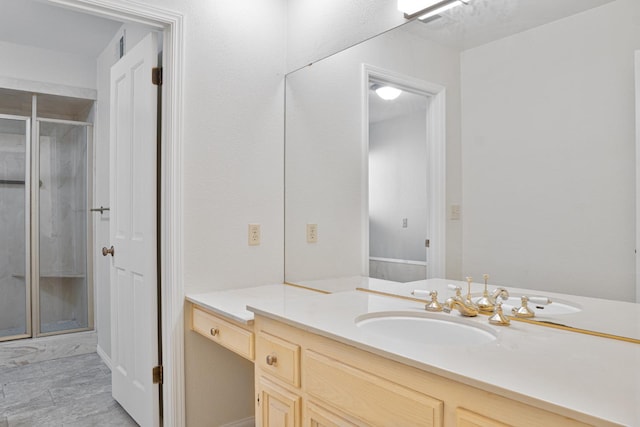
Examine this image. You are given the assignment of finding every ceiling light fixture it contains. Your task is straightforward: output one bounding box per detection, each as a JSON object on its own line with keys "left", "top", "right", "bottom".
{"left": 398, "top": 0, "right": 470, "bottom": 20}
{"left": 375, "top": 86, "right": 402, "bottom": 101}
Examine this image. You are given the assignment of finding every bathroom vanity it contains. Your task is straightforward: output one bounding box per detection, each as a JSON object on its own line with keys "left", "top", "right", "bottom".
{"left": 187, "top": 280, "right": 640, "bottom": 427}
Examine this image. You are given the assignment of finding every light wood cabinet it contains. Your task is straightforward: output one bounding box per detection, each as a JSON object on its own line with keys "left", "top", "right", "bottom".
{"left": 305, "top": 349, "right": 443, "bottom": 426}
{"left": 456, "top": 408, "right": 510, "bottom": 427}
{"left": 305, "top": 400, "right": 364, "bottom": 427}
{"left": 256, "top": 331, "right": 301, "bottom": 387}
{"left": 190, "top": 304, "right": 255, "bottom": 361}
{"left": 254, "top": 315, "right": 602, "bottom": 427}
{"left": 257, "top": 376, "right": 301, "bottom": 427}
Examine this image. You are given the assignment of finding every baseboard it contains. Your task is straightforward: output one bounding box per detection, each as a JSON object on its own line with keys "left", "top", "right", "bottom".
{"left": 219, "top": 416, "right": 255, "bottom": 427}
{"left": 96, "top": 344, "right": 112, "bottom": 371}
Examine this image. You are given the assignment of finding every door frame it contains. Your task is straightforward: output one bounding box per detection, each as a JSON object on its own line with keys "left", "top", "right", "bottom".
{"left": 361, "top": 64, "right": 446, "bottom": 279}
{"left": 48, "top": 0, "right": 185, "bottom": 425}
{"left": 636, "top": 50, "right": 640, "bottom": 303}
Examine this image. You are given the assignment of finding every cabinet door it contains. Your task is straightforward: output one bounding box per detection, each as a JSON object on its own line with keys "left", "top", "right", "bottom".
{"left": 258, "top": 376, "right": 301, "bottom": 427}
{"left": 305, "top": 350, "right": 443, "bottom": 426}
{"left": 457, "top": 408, "right": 510, "bottom": 427}
{"left": 306, "top": 401, "right": 364, "bottom": 427}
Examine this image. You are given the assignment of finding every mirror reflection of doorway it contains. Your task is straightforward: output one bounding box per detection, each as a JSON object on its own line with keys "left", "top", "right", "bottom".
{"left": 368, "top": 79, "right": 429, "bottom": 282}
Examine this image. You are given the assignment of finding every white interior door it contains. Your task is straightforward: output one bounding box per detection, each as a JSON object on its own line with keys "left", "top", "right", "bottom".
{"left": 109, "top": 32, "right": 159, "bottom": 426}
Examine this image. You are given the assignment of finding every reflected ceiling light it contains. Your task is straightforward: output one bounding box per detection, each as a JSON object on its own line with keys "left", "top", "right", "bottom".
{"left": 398, "top": 0, "right": 470, "bottom": 20}
{"left": 375, "top": 86, "right": 402, "bottom": 101}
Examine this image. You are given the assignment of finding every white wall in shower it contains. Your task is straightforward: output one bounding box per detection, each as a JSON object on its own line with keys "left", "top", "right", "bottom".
{"left": 38, "top": 126, "right": 89, "bottom": 333}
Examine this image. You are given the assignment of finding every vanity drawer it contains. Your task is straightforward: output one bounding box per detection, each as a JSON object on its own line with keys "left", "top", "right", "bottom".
{"left": 456, "top": 408, "right": 509, "bottom": 427}
{"left": 192, "top": 305, "right": 254, "bottom": 361}
{"left": 256, "top": 331, "right": 301, "bottom": 387}
{"left": 305, "top": 350, "right": 443, "bottom": 427}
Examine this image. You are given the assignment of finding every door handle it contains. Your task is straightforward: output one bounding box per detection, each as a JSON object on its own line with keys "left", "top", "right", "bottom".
{"left": 90, "top": 206, "right": 110, "bottom": 214}
{"left": 102, "top": 246, "right": 115, "bottom": 257}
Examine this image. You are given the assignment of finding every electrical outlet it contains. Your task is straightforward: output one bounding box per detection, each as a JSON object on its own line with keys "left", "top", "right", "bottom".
{"left": 306, "top": 223, "right": 318, "bottom": 243}
{"left": 450, "top": 204, "right": 461, "bottom": 221}
{"left": 402, "top": 218, "right": 408, "bottom": 228}
{"left": 248, "top": 223, "right": 261, "bottom": 246}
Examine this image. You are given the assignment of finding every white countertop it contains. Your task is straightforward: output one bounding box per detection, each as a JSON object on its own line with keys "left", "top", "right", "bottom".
{"left": 247, "top": 290, "right": 640, "bottom": 426}
{"left": 186, "top": 284, "right": 324, "bottom": 324}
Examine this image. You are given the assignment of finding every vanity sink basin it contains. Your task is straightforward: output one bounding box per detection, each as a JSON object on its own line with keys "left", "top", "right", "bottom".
{"left": 355, "top": 312, "right": 497, "bottom": 347}
{"left": 501, "top": 297, "right": 581, "bottom": 316}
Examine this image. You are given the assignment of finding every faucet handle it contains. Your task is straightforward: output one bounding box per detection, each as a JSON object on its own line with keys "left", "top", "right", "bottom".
{"left": 511, "top": 295, "right": 536, "bottom": 318}
{"left": 411, "top": 289, "right": 430, "bottom": 298}
{"left": 411, "top": 289, "right": 444, "bottom": 312}
{"left": 447, "top": 284, "right": 462, "bottom": 296}
{"left": 488, "top": 301, "right": 510, "bottom": 326}
{"left": 425, "top": 291, "right": 443, "bottom": 312}
{"left": 527, "top": 296, "right": 552, "bottom": 306}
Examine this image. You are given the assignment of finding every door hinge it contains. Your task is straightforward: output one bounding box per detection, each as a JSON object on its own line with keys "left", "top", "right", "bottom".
{"left": 152, "top": 67, "right": 163, "bottom": 86}
{"left": 425, "top": 239, "right": 430, "bottom": 248}
{"left": 152, "top": 365, "right": 163, "bottom": 384}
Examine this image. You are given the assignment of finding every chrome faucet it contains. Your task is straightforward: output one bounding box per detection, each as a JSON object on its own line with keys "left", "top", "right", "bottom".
{"left": 443, "top": 286, "right": 479, "bottom": 317}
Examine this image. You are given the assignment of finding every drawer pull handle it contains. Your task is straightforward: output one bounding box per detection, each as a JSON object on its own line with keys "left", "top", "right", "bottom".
{"left": 266, "top": 354, "right": 277, "bottom": 366}
{"left": 210, "top": 328, "right": 219, "bottom": 336}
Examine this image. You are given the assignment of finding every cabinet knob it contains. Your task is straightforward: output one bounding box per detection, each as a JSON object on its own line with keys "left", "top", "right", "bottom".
{"left": 266, "top": 354, "right": 277, "bottom": 366}
{"left": 210, "top": 328, "right": 219, "bottom": 336}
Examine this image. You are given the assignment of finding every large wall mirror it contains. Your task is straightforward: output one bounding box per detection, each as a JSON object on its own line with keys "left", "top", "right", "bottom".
{"left": 285, "top": 0, "right": 640, "bottom": 322}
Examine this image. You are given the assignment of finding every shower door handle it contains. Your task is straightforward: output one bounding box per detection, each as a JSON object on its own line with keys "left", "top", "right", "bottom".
{"left": 102, "top": 246, "right": 115, "bottom": 257}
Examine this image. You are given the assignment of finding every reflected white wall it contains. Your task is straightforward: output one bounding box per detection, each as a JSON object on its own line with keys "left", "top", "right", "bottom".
{"left": 369, "top": 110, "right": 428, "bottom": 263}
{"left": 461, "top": 0, "right": 640, "bottom": 300}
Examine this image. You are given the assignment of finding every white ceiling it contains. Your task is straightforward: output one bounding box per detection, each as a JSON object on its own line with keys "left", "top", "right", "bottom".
{"left": 368, "top": 0, "right": 617, "bottom": 123}
{"left": 0, "top": 0, "right": 123, "bottom": 57}
{"left": 404, "top": 0, "right": 616, "bottom": 51}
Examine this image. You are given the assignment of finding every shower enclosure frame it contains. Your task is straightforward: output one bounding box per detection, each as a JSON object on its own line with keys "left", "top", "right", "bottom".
{"left": 32, "top": 116, "right": 95, "bottom": 338}
{"left": 0, "top": 94, "right": 95, "bottom": 342}
{"left": 0, "top": 113, "right": 32, "bottom": 342}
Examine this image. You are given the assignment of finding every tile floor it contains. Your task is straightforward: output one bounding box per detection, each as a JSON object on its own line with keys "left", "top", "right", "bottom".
{"left": 0, "top": 352, "right": 138, "bottom": 426}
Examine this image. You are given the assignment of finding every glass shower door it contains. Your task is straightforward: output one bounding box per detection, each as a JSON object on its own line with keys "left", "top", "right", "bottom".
{"left": 0, "top": 116, "right": 30, "bottom": 340}
{"left": 37, "top": 120, "right": 91, "bottom": 335}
